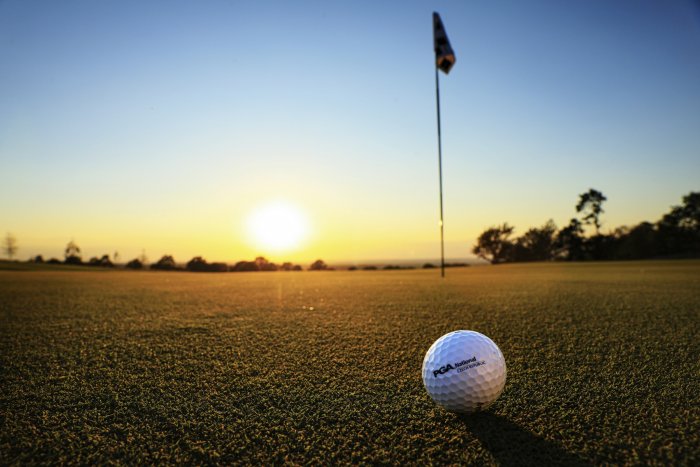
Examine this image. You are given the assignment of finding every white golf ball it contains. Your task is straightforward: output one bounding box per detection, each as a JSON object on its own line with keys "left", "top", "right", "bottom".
{"left": 422, "top": 330, "right": 506, "bottom": 413}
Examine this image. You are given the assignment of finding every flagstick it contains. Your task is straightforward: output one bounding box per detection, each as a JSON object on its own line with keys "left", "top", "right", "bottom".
{"left": 435, "top": 65, "right": 445, "bottom": 278}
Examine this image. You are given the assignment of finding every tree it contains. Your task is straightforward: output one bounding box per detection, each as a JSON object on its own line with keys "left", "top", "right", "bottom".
{"left": 513, "top": 220, "right": 557, "bottom": 262}
{"left": 554, "top": 218, "right": 585, "bottom": 261}
{"left": 615, "top": 222, "right": 657, "bottom": 259}
{"left": 151, "top": 255, "right": 177, "bottom": 270}
{"left": 186, "top": 256, "right": 209, "bottom": 272}
{"left": 576, "top": 189, "right": 607, "bottom": 234}
{"left": 88, "top": 255, "right": 114, "bottom": 268}
{"left": 255, "top": 256, "right": 278, "bottom": 271}
{"left": 657, "top": 192, "right": 700, "bottom": 256}
{"left": 64, "top": 240, "right": 82, "bottom": 265}
{"left": 309, "top": 259, "right": 328, "bottom": 271}
{"left": 3, "top": 233, "right": 18, "bottom": 260}
{"left": 472, "top": 223, "right": 515, "bottom": 264}
{"left": 125, "top": 258, "right": 144, "bottom": 269}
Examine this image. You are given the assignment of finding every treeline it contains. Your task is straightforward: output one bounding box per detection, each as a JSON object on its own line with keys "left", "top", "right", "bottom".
{"left": 28, "top": 249, "right": 329, "bottom": 273}
{"left": 146, "top": 255, "right": 311, "bottom": 272}
{"left": 473, "top": 190, "right": 700, "bottom": 264}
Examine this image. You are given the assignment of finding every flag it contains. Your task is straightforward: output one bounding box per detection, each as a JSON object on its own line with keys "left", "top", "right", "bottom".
{"left": 433, "top": 12, "right": 455, "bottom": 74}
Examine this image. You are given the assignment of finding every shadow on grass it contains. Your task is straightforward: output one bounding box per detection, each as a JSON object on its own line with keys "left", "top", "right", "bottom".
{"left": 460, "top": 412, "right": 589, "bottom": 467}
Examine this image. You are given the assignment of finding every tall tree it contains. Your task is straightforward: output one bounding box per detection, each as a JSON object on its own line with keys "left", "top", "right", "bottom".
{"left": 3, "top": 233, "right": 18, "bottom": 260}
{"left": 657, "top": 192, "right": 700, "bottom": 255}
{"left": 576, "top": 189, "right": 607, "bottom": 234}
{"left": 554, "top": 218, "right": 585, "bottom": 260}
{"left": 472, "top": 223, "right": 515, "bottom": 264}
{"left": 64, "top": 240, "right": 82, "bottom": 264}
{"left": 514, "top": 220, "right": 557, "bottom": 261}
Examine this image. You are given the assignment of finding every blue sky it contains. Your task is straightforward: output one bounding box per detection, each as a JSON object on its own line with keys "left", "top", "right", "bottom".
{"left": 1, "top": 0, "right": 699, "bottom": 263}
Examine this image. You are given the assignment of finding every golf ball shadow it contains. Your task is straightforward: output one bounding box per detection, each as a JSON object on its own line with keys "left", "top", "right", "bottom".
{"left": 459, "top": 412, "right": 589, "bottom": 467}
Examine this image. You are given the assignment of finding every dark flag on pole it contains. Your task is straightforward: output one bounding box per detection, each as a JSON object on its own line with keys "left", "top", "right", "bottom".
{"left": 433, "top": 12, "right": 456, "bottom": 74}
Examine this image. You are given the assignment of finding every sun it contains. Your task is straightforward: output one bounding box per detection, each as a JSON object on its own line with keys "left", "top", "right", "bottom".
{"left": 245, "top": 200, "right": 310, "bottom": 253}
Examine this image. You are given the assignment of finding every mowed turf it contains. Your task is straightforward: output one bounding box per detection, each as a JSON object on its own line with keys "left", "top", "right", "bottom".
{"left": 1, "top": 262, "right": 698, "bottom": 465}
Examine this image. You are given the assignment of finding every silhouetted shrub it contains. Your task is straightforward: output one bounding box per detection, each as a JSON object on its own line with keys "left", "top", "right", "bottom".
{"left": 186, "top": 256, "right": 208, "bottom": 272}
{"left": 64, "top": 255, "right": 82, "bottom": 265}
{"left": 362, "top": 265, "right": 377, "bottom": 270}
{"left": 47, "top": 258, "right": 61, "bottom": 264}
{"left": 64, "top": 240, "right": 81, "bottom": 263}
{"left": 151, "top": 255, "right": 178, "bottom": 270}
{"left": 292, "top": 265, "right": 302, "bottom": 271}
{"left": 309, "top": 259, "right": 328, "bottom": 271}
{"left": 348, "top": 266, "right": 358, "bottom": 271}
{"left": 231, "top": 261, "right": 258, "bottom": 272}
{"left": 423, "top": 263, "right": 436, "bottom": 269}
{"left": 125, "top": 259, "right": 144, "bottom": 269}
{"left": 209, "top": 262, "right": 228, "bottom": 272}
{"left": 88, "top": 255, "right": 114, "bottom": 268}
{"left": 31, "top": 255, "right": 44, "bottom": 263}
{"left": 255, "top": 257, "right": 278, "bottom": 271}
{"left": 186, "top": 257, "right": 228, "bottom": 272}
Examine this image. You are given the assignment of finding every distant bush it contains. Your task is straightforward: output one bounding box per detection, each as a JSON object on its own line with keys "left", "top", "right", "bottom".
{"left": 186, "top": 256, "right": 228, "bottom": 272}
{"left": 64, "top": 255, "right": 82, "bottom": 265}
{"left": 255, "top": 257, "right": 278, "bottom": 271}
{"left": 362, "top": 265, "right": 377, "bottom": 271}
{"left": 30, "top": 255, "right": 44, "bottom": 263}
{"left": 186, "top": 256, "right": 209, "bottom": 272}
{"left": 278, "top": 262, "right": 303, "bottom": 271}
{"left": 422, "top": 263, "right": 436, "bottom": 269}
{"left": 229, "top": 257, "right": 283, "bottom": 272}
{"left": 64, "top": 241, "right": 81, "bottom": 264}
{"left": 231, "top": 261, "right": 258, "bottom": 272}
{"left": 309, "top": 259, "right": 328, "bottom": 271}
{"left": 125, "top": 258, "right": 144, "bottom": 270}
{"left": 348, "top": 266, "right": 358, "bottom": 271}
{"left": 209, "top": 262, "right": 228, "bottom": 272}
{"left": 88, "top": 255, "right": 114, "bottom": 268}
{"left": 382, "top": 265, "right": 417, "bottom": 270}
{"left": 151, "top": 255, "right": 178, "bottom": 270}
{"left": 47, "top": 258, "right": 61, "bottom": 264}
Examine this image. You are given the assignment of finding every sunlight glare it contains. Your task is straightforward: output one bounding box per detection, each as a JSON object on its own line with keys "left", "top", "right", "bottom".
{"left": 246, "top": 200, "right": 310, "bottom": 253}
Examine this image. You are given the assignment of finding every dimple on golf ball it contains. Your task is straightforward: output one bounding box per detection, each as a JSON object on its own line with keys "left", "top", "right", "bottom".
{"left": 422, "top": 330, "right": 506, "bottom": 413}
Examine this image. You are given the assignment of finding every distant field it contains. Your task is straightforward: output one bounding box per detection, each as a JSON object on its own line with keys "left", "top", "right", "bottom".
{"left": 1, "top": 261, "right": 698, "bottom": 464}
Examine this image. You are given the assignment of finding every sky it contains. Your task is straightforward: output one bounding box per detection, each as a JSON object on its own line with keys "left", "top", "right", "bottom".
{"left": 1, "top": 0, "right": 699, "bottom": 264}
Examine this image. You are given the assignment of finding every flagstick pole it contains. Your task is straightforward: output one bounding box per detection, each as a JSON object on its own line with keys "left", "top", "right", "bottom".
{"left": 435, "top": 65, "right": 445, "bottom": 278}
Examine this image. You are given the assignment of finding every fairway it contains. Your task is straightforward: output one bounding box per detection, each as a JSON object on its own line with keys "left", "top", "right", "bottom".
{"left": 1, "top": 262, "right": 698, "bottom": 464}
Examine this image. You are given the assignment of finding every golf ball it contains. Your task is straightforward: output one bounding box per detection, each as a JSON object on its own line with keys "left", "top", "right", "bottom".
{"left": 422, "top": 330, "right": 506, "bottom": 413}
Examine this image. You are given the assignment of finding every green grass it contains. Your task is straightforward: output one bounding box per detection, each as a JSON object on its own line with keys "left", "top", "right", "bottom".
{"left": 1, "top": 261, "right": 698, "bottom": 464}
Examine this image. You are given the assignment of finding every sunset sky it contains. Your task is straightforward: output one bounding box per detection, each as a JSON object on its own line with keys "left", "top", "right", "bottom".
{"left": 1, "top": 0, "right": 699, "bottom": 264}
